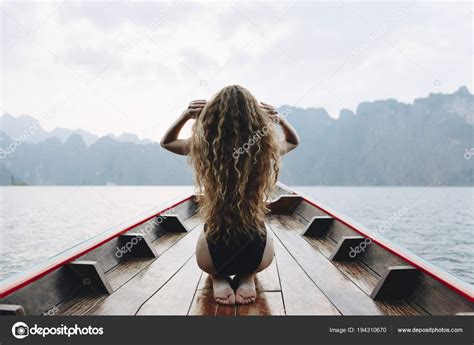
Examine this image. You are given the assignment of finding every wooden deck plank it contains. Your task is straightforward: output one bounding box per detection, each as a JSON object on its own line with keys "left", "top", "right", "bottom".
{"left": 376, "top": 301, "right": 424, "bottom": 316}
{"left": 56, "top": 294, "right": 107, "bottom": 316}
{"left": 182, "top": 212, "right": 202, "bottom": 229}
{"left": 56, "top": 211, "right": 422, "bottom": 316}
{"left": 304, "top": 235, "right": 337, "bottom": 258}
{"left": 196, "top": 272, "right": 213, "bottom": 290}
{"left": 304, "top": 226, "right": 423, "bottom": 316}
{"left": 137, "top": 257, "right": 202, "bottom": 315}
{"left": 237, "top": 247, "right": 284, "bottom": 316}
{"left": 188, "top": 289, "right": 236, "bottom": 316}
{"left": 273, "top": 235, "right": 340, "bottom": 315}
{"left": 105, "top": 258, "right": 154, "bottom": 291}
{"left": 142, "top": 214, "right": 199, "bottom": 256}
{"left": 190, "top": 283, "right": 285, "bottom": 316}
{"left": 267, "top": 215, "right": 385, "bottom": 315}
{"left": 409, "top": 273, "right": 474, "bottom": 315}
{"left": 256, "top": 258, "right": 281, "bottom": 292}
{"left": 150, "top": 231, "right": 188, "bottom": 255}
{"left": 293, "top": 200, "right": 327, "bottom": 223}
{"left": 332, "top": 262, "right": 379, "bottom": 295}
{"left": 237, "top": 292, "right": 285, "bottom": 315}
{"left": 188, "top": 274, "right": 236, "bottom": 316}
{"left": 58, "top": 226, "right": 197, "bottom": 315}
{"left": 88, "top": 226, "right": 201, "bottom": 315}
{"left": 190, "top": 237, "right": 282, "bottom": 315}
{"left": 105, "top": 227, "right": 194, "bottom": 291}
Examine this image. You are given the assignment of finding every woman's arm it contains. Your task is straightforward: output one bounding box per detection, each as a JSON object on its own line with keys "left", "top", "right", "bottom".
{"left": 261, "top": 102, "right": 300, "bottom": 155}
{"left": 160, "top": 100, "right": 206, "bottom": 155}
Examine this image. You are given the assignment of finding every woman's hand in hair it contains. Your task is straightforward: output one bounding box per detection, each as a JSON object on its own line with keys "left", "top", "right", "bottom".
{"left": 184, "top": 100, "right": 207, "bottom": 119}
{"left": 260, "top": 102, "right": 280, "bottom": 122}
{"left": 260, "top": 102, "right": 300, "bottom": 155}
{"left": 161, "top": 100, "right": 206, "bottom": 156}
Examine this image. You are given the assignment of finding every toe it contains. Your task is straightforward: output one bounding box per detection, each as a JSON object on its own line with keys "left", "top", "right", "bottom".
{"left": 235, "top": 294, "right": 243, "bottom": 304}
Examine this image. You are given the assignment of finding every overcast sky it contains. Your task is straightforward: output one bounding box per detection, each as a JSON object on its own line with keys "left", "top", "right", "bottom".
{"left": 1, "top": 1, "right": 472, "bottom": 140}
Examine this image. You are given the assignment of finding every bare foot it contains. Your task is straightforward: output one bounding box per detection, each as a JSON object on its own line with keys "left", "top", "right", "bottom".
{"left": 235, "top": 273, "right": 257, "bottom": 304}
{"left": 211, "top": 275, "right": 235, "bottom": 305}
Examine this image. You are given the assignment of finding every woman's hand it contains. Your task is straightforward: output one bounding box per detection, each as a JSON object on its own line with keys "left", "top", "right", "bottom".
{"left": 161, "top": 100, "right": 206, "bottom": 156}
{"left": 260, "top": 101, "right": 299, "bottom": 155}
{"left": 260, "top": 102, "right": 280, "bottom": 123}
{"left": 184, "top": 100, "right": 207, "bottom": 120}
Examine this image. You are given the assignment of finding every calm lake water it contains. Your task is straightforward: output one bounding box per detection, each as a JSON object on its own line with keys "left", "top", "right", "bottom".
{"left": 0, "top": 186, "right": 472, "bottom": 285}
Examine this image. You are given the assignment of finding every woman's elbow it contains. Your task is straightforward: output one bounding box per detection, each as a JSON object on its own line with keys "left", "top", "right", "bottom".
{"left": 290, "top": 135, "right": 300, "bottom": 149}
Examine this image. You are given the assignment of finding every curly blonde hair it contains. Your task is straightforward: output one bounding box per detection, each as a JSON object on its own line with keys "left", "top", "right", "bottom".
{"left": 189, "top": 85, "right": 280, "bottom": 246}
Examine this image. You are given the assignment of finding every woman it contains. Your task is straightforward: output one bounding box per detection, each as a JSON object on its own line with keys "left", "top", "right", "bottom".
{"left": 161, "top": 85, "right": 299, "bottom": 305}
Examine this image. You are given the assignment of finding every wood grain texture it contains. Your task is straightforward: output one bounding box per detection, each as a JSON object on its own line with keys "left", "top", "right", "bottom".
{"left": 182, "top": 213, "right": 202, "bottom": 229}
{"left": 358, "top": 242, "right": 407, "bottom": 277}
{"left": 188, "top": 274, "right": 236, "bottom": 316}
{"left": 304, "top": 235, "right": 337, "bottom": 259}
{"left": 105, "top": 230, "right": 193, "bottom": 292}
{"left": 237, "top": 292, "right": 285, "bottom": 316}
{"left": 137, "top": 257, "right": 202, "bottom": 315}
{"left": 273, "top": 236, "right": 340, "bottom": 315}
{"left": 188, "top": 289, "right": 237, "bottom": 316}
{"left": 150, "top": 232, "right": 188, "bottom": 255}
{"left": 237, "top": 252, "right": 284, "bottom": 316}
{"left": 375, "top": 300, "right": 423, "bottom": 316}
{"left": 268, "top": 195, "right": 303, "bottom": 215}
{"left": 2, "top": 266, "right": 81, "bottom": 315}
{"left": 255, "top": 258, "right": 281, "bottom": 292}
{"left": 88, "top": 227, "right": 201, "bottom": 315}
{"left": 79, "top": 238, "right": 125, "bottom": 273}
{"left": 43, "top": 200, "right": 474, "bottom": 316}
{"left": 105, "top": 258, "right": 153, "bottom": 291}
{"left": 293, "top": 200, "right": 327, "bottom": 223}
{"left": 332, "top": 262, "right": 379, "bottom": 295}
{"left": 409, "top": 272, "right": 474, "bottom": 315}
{"left": 304, "top": 225, "right": 423, "bottom": 316}
{"left": 268, "top": 215, "right": 384, "bottom": 315}
{"left": 56, "top": 294, "right": 108, "bottom": 316}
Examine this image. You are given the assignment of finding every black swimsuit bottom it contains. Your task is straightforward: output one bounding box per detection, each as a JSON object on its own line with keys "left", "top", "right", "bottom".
{"left": 205, "top": 224, "right": 267, "bottom": 276}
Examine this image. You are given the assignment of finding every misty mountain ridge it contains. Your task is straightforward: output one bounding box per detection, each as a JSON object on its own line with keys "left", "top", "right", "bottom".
{"left": 0, "top": 113, "right": 153, "bottom": 146}
{"left": 0, "top": 86, "right": 472, "bottom": 186}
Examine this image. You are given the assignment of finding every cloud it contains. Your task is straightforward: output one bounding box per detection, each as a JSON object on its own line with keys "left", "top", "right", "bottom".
{"left": 1, "top": 1, "right": 471, "bottom": 139}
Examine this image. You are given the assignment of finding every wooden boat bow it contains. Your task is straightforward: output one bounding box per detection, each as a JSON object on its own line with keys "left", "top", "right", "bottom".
{"left": 1, "top": 183, "right": 472, "bottom": 316}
